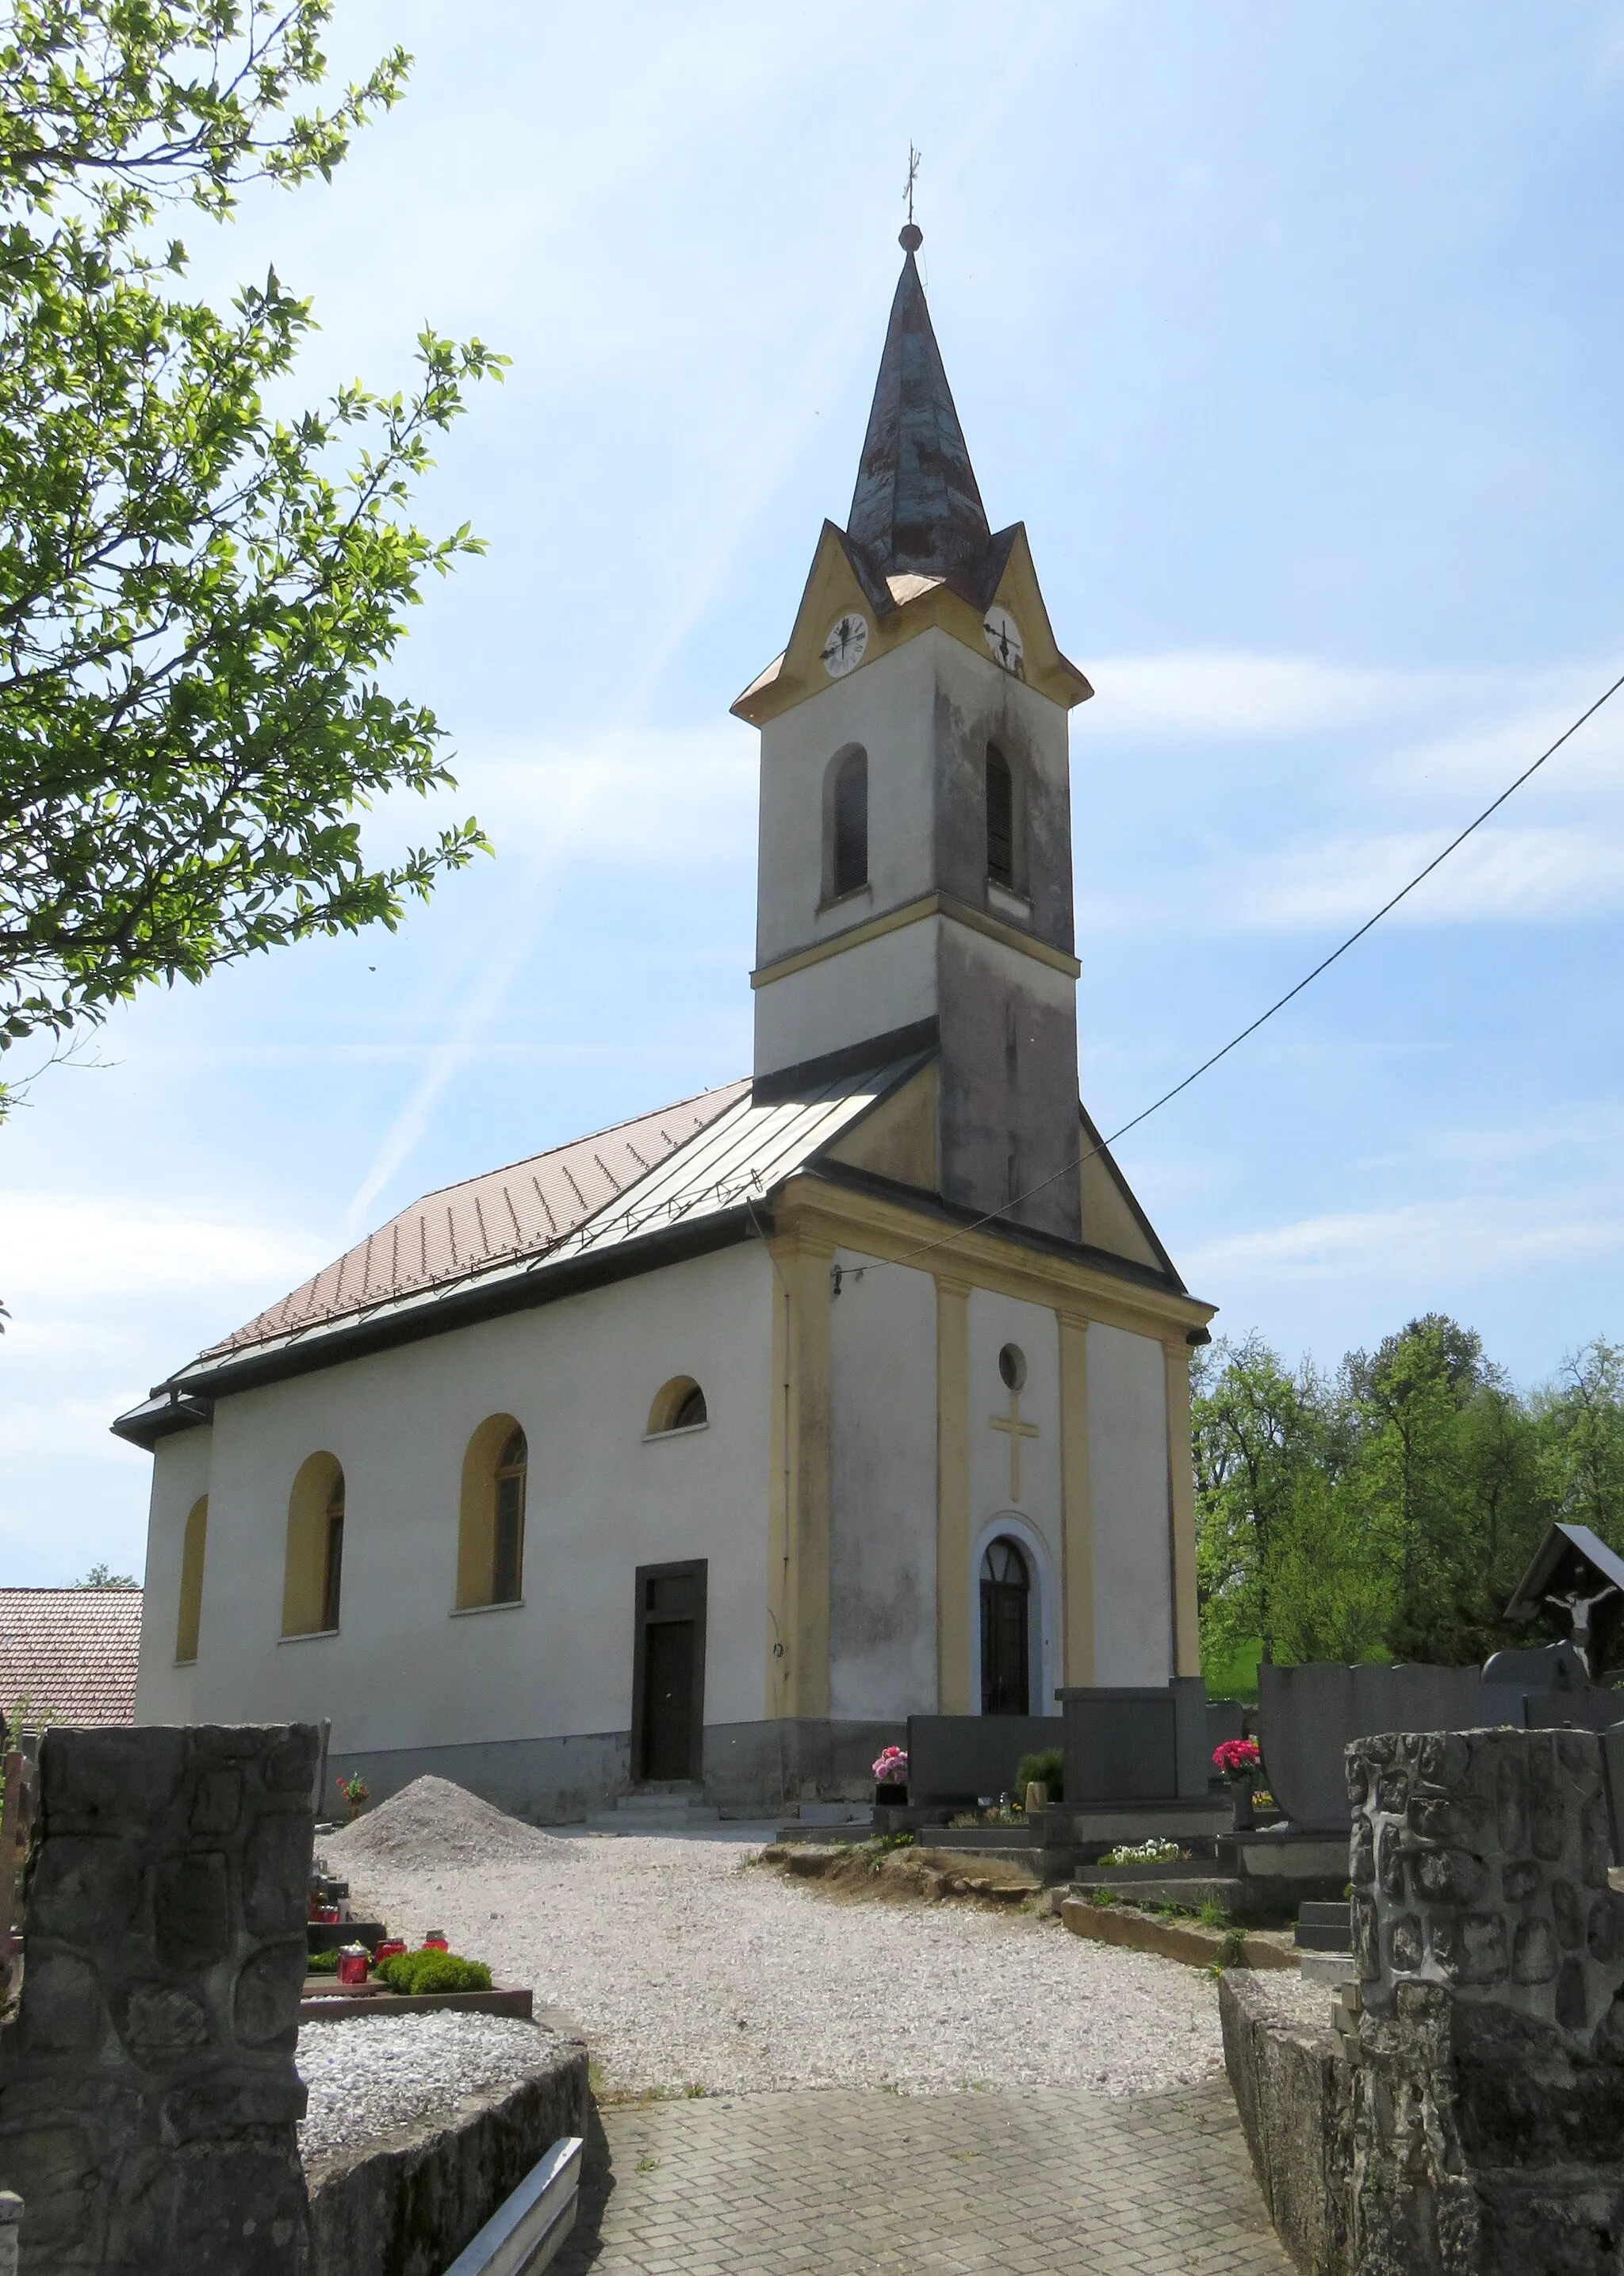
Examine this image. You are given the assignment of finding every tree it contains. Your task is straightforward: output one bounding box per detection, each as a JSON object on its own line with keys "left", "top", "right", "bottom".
{"left": 73, "top": 1561, "right": 139, "bottom": 1588}
{"left": 0, "top": 1, "right": 502, "bottom": 1080}
{"left": 1534, "top": 1340, "right": 1624, "bottom": 1552}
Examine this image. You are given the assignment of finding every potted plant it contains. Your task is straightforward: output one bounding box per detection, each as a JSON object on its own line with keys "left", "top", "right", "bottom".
{"left": 1213, "top": 1737, "right": 1262, "bottom": 1830}
{"left": 335, "top": 1771, "right": 370, "bottom": 1823}
{"left": 872, "top": 1745, "right": 908, "bottom": 1805}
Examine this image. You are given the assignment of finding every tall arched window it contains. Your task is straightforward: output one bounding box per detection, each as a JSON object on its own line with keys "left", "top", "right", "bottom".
{"left": 980, "top": 1537, "right": 1030, "bottom": 1715}
{"left": 829, "top": 746, "right": 868, "bottom": 898}
{"left": 320, "top": 1473, "right": 345, "bottom": 1633}
{"left": 283, "top": 1453, "right": 345, "bottom": 1638}
{"left": 457, "top": 1415, "right": 528, "bottom": 1610}
{"left": 986, "top": 744, "right": 1015, "bottom": 888}
{"left": 175, "top": 1495, "right": 208, "bottom": 1664}
{"left": 492, "top": 1427, "right": 527, "bottom": 1604}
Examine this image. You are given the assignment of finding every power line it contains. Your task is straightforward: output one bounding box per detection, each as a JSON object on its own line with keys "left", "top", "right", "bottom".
{"left": 846, "top": 663, "right": 1624, "bottom": 1285}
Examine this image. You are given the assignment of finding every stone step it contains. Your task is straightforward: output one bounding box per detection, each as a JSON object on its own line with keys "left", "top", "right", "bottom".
{"left": 1070, "top": 1876, "right": 1248, "bottom": 1914}
{"left": 1295, "top": 1899, "right": 1352, "bottom": 1952}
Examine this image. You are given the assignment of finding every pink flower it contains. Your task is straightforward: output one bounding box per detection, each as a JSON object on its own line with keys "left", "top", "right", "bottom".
{"left": 1212, "top": 1738, "right": 1261, "bottom": 1779}
{"left": 872, "top": 1746, "right": 909, "bottom": 1783}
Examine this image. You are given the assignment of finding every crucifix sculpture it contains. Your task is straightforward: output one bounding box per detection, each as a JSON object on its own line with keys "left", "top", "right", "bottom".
{"left": 990, "top": 1386, "right": 1039, "bottom": 1501}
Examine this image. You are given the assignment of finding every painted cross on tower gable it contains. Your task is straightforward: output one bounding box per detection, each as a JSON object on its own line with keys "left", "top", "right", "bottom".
{"left": 990, "top": 1389, "right": 1039, "bottom": 1502}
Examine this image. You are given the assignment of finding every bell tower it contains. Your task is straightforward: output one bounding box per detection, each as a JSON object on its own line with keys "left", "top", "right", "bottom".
{"left": 732, "top": 227, "right": 1094, "bottom": 1243}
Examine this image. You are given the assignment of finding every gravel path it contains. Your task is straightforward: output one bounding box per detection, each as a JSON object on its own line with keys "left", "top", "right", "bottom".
{"left": 297, "top": 2013, "right": 555, "bottom": 2162}
{"left": 334, "top": 1828, "right": 1224, "bottom": 2098}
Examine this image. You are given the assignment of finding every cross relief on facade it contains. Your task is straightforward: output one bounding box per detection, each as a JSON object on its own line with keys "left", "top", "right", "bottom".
{"left": 990, "top": 1388, "right": 1039, "bottom": 1501}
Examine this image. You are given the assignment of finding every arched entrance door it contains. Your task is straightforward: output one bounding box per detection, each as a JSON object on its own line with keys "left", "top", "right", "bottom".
{"left": 980, "top": 1537, "right": 1030, "bottom": 1716}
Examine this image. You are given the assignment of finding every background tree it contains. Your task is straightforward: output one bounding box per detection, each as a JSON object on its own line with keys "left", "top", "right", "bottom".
{"left": 1534, "top": 1340, "right": 1624, "bottom": 1548}
{"left": 0, "top": 0, "right": 503, "bottom": 1086}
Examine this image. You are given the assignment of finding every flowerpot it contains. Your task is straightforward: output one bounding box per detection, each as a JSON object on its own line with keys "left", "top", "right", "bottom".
{"left": 1231, "top": 1784, "right": 1256, "bottom": 1833}
{"left": 875, "top": 1783, "right": 908, "bottom": 1806}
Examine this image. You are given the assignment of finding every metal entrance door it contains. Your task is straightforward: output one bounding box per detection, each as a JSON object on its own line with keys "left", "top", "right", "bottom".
{"left": 631, "top": 1560, "right": 707, "bottom": 1784}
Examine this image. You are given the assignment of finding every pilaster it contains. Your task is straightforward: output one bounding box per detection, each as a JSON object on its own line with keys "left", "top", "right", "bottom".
{"left": 1164, "top": 1339, "right": 1201, "bottom": 1679}
{"left": 934, "top": 1274, "right": 971, "bottom": 1712}
{"left": 1059, "top": 1311, "right": 1094, "bottom": 1688}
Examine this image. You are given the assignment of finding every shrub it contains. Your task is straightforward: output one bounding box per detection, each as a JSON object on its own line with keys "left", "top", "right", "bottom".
{"left": 306, "top": 1948, "right": 338, "bottom": 1974}
{"left": 1014, "top": 1748, "right": 1064, "bottom": 1803}
{"left": 379, "top": 1949, "right": 492, "bottom": 1995}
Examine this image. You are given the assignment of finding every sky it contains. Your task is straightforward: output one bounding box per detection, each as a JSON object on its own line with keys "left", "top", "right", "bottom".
{"left": 6, "top": 0, "right": 1624, "bottom": 1584}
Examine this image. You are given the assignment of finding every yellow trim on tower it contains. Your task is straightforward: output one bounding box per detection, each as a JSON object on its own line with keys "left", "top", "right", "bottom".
{"left": 749, "top": 891, "right": 1081, "bottom": 990}
{"left": 934, "top": 1275, "right": 972, "bottom": 1714}
{"left": 1058, "top": 1313, "right": 1094, "bottom": 1688}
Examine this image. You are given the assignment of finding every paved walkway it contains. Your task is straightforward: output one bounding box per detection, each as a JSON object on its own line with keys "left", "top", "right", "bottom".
{"left": 552, "top": 2076, "right": 1289, "bottom": 2275}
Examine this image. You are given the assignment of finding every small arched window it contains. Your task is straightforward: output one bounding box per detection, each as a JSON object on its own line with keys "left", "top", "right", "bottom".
{"left": 829, "top": 746, "right": 868, "bottom": 898}
{"left": 986, "top": 744, "right": 1015, "bottom": 888}
{"left": 648, "top": 1377, "right": 708, "bottom": 1435}
{"left": 492, "top": 1427, "right": 527, "bottom": 1605}
{"left": 980, "top": 1537, "right": 1030, "bottom": 1716}
{"left": 175, "top": 1495, "right": 208, "bottom": 1664}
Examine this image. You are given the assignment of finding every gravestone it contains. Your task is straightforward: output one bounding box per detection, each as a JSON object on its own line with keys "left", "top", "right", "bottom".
{"left": 0, "top": 1723, "right": 318, "bottom": 2273}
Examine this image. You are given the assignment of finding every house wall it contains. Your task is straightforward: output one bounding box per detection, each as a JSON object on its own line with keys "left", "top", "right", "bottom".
{"left": 134, "top": 1244, "right": 776, "bottom": 1799}
{"left": 826, "top": 1247, "right": 937, "bottom": 1719}
{"left": 1086, "top": 1320, "right": 1174, "bottom": 1685}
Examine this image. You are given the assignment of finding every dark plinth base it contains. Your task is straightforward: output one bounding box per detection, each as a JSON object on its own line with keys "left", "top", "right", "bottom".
{"left": 308, "top": 1918, "right": 388, "bottom": 1955}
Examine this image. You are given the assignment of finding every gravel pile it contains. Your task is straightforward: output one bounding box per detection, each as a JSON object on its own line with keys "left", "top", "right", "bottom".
{"left": 325, "top": 1776, "right": 570, "bottom": 1869}
{"left": 338, "top": 1803, "right": 1225, "bottom": 2098}
{"left": 297, "top": 2013, "right": 555, "bottom": 2163}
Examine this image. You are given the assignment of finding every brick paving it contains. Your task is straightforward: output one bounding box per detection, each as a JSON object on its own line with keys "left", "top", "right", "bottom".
{"left": 552, "top": 2076, "right": 1289, "bottom": 2274}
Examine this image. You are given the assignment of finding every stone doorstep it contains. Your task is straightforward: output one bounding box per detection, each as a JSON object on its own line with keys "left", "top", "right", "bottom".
{"left": 1060, "top": 1897, "right": 1299, "bottom": 1971}
{"left": 299, "top": 1983, "right": 536, "bottom": 2024}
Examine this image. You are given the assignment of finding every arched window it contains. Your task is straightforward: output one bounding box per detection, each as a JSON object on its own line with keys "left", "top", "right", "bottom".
{"left": 283, "top": 1453, "right": 344, "bottom": 1638}
{"left": 175, "top": 1495, "right": 208, "bottom": 1664}
{"left": 647, "top": 1377, "right": 708, "bottom": 1435}
{"left": 827, "top": 746, "right": 868, "bottom": 898}
{"left": 457, "top": 1415, "right": 527, "bottom": 1610}
{"left": 492, "top": 1427, "right": 527, "bottom": 1605}
{"left": 986, "top": 744, "right": 1015, "bottom": 888}
{"left": 980, "top": 1537, "right": 1030, "bottom": 1715}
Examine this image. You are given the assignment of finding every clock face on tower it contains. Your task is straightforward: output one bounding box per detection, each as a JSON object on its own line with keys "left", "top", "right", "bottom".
{"left": 984, "top": 604, "right": 1024, "bottom": 673}
{"left": 820, "top": 612, "right": 869, "bottom": 678}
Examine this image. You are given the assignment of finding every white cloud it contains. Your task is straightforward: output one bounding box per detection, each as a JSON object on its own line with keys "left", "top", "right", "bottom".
{"left": 1184, "top": 1195, "right": 1624, "bottom": 1289}
{"left": 1080, "top": 650, "right": 1461, "bottom": 738}
{"left": 1, "top": 1192, "right": 324, "bottom": 1309}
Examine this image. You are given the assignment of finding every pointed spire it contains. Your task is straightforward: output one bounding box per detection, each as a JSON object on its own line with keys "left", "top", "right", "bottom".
{"left": 846, "top": 228, "right": 993, "bottom": 589}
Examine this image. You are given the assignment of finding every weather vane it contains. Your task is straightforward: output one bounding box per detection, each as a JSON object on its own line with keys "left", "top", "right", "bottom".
{"left": 905, "top": 144, "right": 921, "bottom": 225}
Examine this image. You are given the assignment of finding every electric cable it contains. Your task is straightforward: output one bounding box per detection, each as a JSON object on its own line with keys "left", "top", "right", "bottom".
{"left": 841, "top": 663, "right": 1624, "bottom": 1285}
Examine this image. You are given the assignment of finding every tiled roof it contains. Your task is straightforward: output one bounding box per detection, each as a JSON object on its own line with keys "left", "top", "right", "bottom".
{"left": 0, "top": 1588, "right": 143, "bottom": 1727}
{"left": 204, "top": 1079, "right": 751, "bottom": 1360}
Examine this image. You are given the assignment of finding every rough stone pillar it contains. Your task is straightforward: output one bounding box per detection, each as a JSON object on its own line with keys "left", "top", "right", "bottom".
{"left": 0, "top": 1724, "right": 318, "bottom": 2274}
{"left": 1349, "top": 1726, "right": 1623, "bottom": 2042}
{"left": 1346, "top": 1727, "right": 1624, "bottom": 2274}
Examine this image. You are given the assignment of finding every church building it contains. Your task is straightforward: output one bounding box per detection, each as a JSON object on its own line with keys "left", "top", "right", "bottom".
{"left": 118, "top": 228, "right": 1216, "bottom": 1820}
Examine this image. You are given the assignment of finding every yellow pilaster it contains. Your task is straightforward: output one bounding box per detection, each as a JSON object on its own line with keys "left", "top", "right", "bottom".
{"left": 1165, "top": 1340, "right": 1201, "bottom": 1678}
{"left": 780, "top": 1236, "right": 833, "bottom": 1719}
{"left": 1059, "top": 1312, "right": 1094, "bottom": 1688}
{"left": 935, "top": 1275, "right": 971, "bottom": 1712}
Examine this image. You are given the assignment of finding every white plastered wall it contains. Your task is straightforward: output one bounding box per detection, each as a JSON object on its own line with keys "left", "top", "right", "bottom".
{"left": 965, "top": 1289, "right": 1063, "bottom": 1713}
{"left": 132, "top": 1243, "right": 775, "bottom": 1752}
{"left": 1086, "top": 1320, "right": 1173, "bottom": 1684}
{"left": 136, "top": 1425, "right": 215, "bottom": 1717}
{"left": 826, "top": 1248, "right": 937, "bottom": 1718}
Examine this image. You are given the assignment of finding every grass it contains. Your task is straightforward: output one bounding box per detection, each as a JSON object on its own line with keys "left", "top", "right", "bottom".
{"left": 1202, "top": 1634, "right": 1263, "bottom": 1703}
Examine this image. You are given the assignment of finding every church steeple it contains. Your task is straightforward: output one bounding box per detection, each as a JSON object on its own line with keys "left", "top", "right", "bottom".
{"left": 845, "top": 228, "right": 994, "bottom": 591}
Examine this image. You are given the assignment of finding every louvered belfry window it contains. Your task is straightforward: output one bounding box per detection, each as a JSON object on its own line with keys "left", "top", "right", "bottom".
{"left": 833, "top": 748, "right": 868, "bottom": 895}
{"left": 986, "top": 745, "right": 1014, "bottom": 887}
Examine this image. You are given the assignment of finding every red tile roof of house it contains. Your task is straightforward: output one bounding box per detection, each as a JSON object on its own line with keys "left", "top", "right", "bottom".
{"left": 0, "top": 1588, "right": 143, "bottom": 1727}
{"left": 203, "top": 1079, "right": 751, "bottom": 1361}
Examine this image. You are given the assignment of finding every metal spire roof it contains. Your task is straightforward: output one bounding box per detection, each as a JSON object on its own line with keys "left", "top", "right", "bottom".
{"left": 845, "top": 232, "right": 993, "bottom": 589}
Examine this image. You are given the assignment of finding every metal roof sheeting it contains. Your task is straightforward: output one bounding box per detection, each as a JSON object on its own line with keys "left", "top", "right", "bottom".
{"left": 164, "top": 1055, "right": 927, "bottom": 1388}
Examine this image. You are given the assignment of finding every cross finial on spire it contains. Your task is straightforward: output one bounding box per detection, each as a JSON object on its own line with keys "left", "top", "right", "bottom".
{"left": 900, "top": 145, "right": 922, "bottom": 253}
